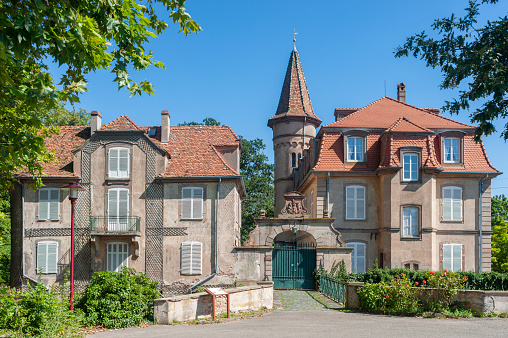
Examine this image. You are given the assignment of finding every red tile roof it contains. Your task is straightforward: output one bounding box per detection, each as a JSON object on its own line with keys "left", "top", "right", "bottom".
{"left": 17, "top": 117, "right": 241, "bottom": 178}
{"left": 268, "top": 49, "right": 321, "bottom": 127}
{"left": 325, "top": 97, "right": 474, "bottom": 130}
{"left": 386, "top": 117, "right": 432, "bottom": 133}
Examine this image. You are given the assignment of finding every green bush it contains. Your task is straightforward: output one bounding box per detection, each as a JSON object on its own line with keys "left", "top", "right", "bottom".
{"left": 76, "top": 268, "right": 159, "bottom": 329}
{"left": 0, "top": 281, "right": 82, "bottom": 337}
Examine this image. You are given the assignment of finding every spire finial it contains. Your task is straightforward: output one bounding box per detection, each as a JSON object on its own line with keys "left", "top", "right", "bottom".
{"left": 293, "top": 28, "right": 298, "bottom": 51}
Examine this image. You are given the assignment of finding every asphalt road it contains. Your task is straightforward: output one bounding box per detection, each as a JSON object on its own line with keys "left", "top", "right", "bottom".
{"left": 92, "top": 309, "right": 508, "bottom": 338}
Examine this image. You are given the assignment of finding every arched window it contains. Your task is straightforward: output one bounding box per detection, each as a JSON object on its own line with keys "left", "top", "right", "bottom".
{"left": 291, "top": 153, "right": 297, "bottom": 167}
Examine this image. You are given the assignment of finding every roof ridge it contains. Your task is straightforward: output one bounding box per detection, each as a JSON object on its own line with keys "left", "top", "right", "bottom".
{"left": 324, "top": 97, "right": 385, "bottom": 127}
{"left": 386, "top": 116, "right": 433, "bottom": 132}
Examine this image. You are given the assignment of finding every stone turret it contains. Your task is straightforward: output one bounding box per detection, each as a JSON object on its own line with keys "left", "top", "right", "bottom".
{"left": 268, "top": 48, "right": 321, "bottom": 213}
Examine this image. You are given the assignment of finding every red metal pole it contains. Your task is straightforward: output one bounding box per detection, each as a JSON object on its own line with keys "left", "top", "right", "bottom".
{"left": 70, "top": 197, "right": 76, "bottom": 311}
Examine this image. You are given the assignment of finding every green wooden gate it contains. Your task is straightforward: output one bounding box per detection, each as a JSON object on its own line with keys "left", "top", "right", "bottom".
{"left": 272, "top": 242, "right": 316, "bottom": 289}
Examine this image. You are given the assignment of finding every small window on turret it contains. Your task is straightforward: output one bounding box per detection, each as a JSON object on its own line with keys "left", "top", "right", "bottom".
{"left": 292, "top": 153, "right": 297, "bottom": 167}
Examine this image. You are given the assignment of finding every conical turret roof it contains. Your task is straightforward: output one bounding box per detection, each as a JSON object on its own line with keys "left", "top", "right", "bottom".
{"left": 268, "top": 49, "right": 321, "bottom": 128}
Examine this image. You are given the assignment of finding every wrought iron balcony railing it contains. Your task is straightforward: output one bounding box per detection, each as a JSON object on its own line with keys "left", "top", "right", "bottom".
{"left": 90, "top": 216, "right": 141, "bottom": 234}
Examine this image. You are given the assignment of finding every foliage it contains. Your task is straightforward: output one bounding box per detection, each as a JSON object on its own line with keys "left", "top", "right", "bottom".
{"left": 315, "top": 260, "right": 355, "bottom": 282}
{"left": 239, "top": 137, "right": 274, "bottom": 243}
{"left": 395, "top": 0, "right": 508, "bottom": 140}
{"left": 421, "top": 270, "right": 467, "bottom": 311}
{"left": 0, "top": 281, "right": 82, "bottom": 337}
{"left": 0, "top": 1, "right": 200, "bottom": 191}
{"left": 42, "top": 101, "right": 90, "bottom": 127}
{"left": 491, "top": 217, "right": 508, "bottom": 273}
{"left": 492, "top": 194, "right": 508, "bottom": 220}
{"left": 0, "top": 188, "right": 10, "bottom": 286}
{"left": 178, "top": 118, "right": 222, "bottom": 126}
{"left": 76, "top": 268, "right": 159, "bottom": 329}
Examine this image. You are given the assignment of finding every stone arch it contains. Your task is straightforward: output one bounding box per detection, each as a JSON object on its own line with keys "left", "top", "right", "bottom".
{"left": 273, "top": 230, "right": 317, "bottom": 247}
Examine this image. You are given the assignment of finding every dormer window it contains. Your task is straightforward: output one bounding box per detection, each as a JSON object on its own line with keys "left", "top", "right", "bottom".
{"left": 109, "top": 147, "right": 130, "bottom": 178}
{"left": 443, "top": 137, "right": 460, "bottom": 163}
{"left": 347, "top": 137, "right": 364, "bottom": 162}
{"left": 402, "top": 152, "right": 419, "bottom": 181}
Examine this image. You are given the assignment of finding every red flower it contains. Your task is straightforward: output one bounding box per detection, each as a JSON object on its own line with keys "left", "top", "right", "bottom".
{"left": 444, "top": 272, "right": 447, "bottom": 276}
{"left": 397, "top": 276, "right": 401, "bottom": 279}
{"left": 386, "top": 295, "right": 390, "bottom": 299}
{"left": 430, "top": 271, "right": 435, "bottom": 275}
{"left": 415, "top": 282, "right": 419, "bottom": 286}
{"left": 444, "top": 269, "right": 448, "bottom": 272}
{"left": 381, "top": 285, "right": 385, "bottom": 289}
{"left": 463, "top": 277, "right": 468, "bottom": 280}
{"left": 423, "top": 280, "right": 427, "bottom": 284}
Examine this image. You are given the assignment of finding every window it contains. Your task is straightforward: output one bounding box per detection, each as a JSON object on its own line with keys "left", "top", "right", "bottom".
{"left": 108, "top": 188, "right": 129, "bottom": 231}
{"left": 443, "top": 243, "right": 462, "bottom": 272}
{"left": 108, "top": 147, "right": 130, "bottom": 178}
{"left": 181, "top": 187, "right": 203, "bottom": 219}
{"left": 37, "top": 241, "right": 58, "bottom": 274}
{"left": 402, "top": 207, "right": 419, "bottom": 237}
{"left": 291, "top": 153, "right": 297, "bottom": 167}
{"left": 346, "top": 242, "right": 366, "bottom": 273}
{"left": 444, "top": 138, "right": 460, "bottom": 163}
{"left": 347, "top": 137, "right": 363, "bottom": 162}
{"left": 181, "top": 241, "right": 202, "bottom": 275}
{"left": 38, "top": 188, "right": 60, "bottom": 220}
{"left": 402, "top": 153, "right": 418, "bottom": 181}
{"left": 346, "top": 186, "right": 365, "bottom": 220}
{"left": 107, "top": 242, "right": 129, "bottom": 272}
{"left": 442, "top": 186, "right": 463, "bottom": 221}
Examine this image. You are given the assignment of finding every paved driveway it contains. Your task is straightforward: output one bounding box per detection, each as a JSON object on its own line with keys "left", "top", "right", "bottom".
{"left": 92, "top": 291, "right": 508, "bottom": 338}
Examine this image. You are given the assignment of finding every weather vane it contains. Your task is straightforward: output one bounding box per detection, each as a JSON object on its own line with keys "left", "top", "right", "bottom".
{"left": 293, "top": 28, "right": 298, "bottom": 51}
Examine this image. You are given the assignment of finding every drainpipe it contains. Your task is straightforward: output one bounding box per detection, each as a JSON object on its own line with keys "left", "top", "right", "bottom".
{"left": 479, "top": 173, "right": 490, "bottom": 272}
{"left": 16, "top": 179, "right": 42, "bottom": 288}
{"left": 326, "top": 172, "right": 330, "bottom": 216}
{"left": 189, "top": 178, "right": 221, "bottom": 293}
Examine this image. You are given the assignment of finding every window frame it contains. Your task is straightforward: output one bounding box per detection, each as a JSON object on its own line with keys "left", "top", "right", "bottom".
{"left": 106, "top": 242, "right": 129, "bottom": 272}
{"left": 402, "top": 152, "right": 419, "bottom": 182}
{"left": 108, "top": 146, "right": 130, "bottom": 179}
{"left": 37, "top": 241, "right": 58, "bottom": 274}
{"left": 442, "top": 186, "right": 463, "bottom": 222}
{"left": 181, "top": 187, "right": 204, "bottom": 220}
{"left": 38, "top": 188, "right": 60, "bottom": 220}
{"left": 401, "top": 205, "right": 421, "bottom": 239}
{"left": 442, "top": 243, "right": 463, "bottom": 272}
{"left": 346, "top": 242, "right": 366, "bottom": 273}
{"left": 346, "top": 136, "right": 364, "bottom": 162}
{"left": 443, "top": 137, "right": 461, "bottom": 164}
{"left": 107, "top": 188, "right": 130, "bottom": 231}
{"left": 181, "top": 241, "right": 203, "bottom": 275}
{"left": 345, "top": 185, "right": 366, "bottom": 220}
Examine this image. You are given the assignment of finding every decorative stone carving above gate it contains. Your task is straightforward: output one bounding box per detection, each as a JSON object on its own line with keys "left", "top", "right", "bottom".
{"left": 280, "top": 191, "right": 307, "bottom": 218}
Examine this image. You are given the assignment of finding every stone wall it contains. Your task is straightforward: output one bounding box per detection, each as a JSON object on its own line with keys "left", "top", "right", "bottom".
{"left": 153, "top": 282, "right": 273, "bottom": 324}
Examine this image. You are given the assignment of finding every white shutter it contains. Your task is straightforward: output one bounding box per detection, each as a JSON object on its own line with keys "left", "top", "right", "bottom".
{"left": 109, "top": 148, "right": 119, "bottom": 177}
{"left": 191, "top": 242, "right": 202, "bottom": 274}
{"left": 37, "top": 242, "right": 47, "bottom": 273}
{"left": 181, "top": 242, "right": 192, "bottom": 274}
{"left": 119, "top": 148, "right": 129, "bottom": 178}
{"left": 49, "top": 189, "right": 60, "bottom": 220}
{"left": 452, "top": 244, "right": 462, "bottom": 272}
{"left": 47, "top": 242, "right": 58, "bottom": 273}
{"left": 452, "top": 187, "right": 462, "bottom": 221}
{"left": 443, "top": 244, "right": 452, "bottom": 271}
{"left": 38, "top": 189, "right": 49, "bottom": 219}
{"left": 192, "top": 188, "right": 203, "bottom": 219}
{"left": 443, "top": 187, "right": 452, "bottom": 220}
{"left": 346, "top": 187, "right": 355, "bottom": 219}
{"left": 347, "top": 242, "right": 366, "bottom": 273}
{"left": 118, "top": 189, "right": 129, "bottom": 231}
{"left": 356, "top": 187, "right": 365, "bottom": 219}
{"left": 107, "top": 242, "right": 129, "bottom": 272}
{"left": 182, "top": 188, "right": 192, "bottom": 218}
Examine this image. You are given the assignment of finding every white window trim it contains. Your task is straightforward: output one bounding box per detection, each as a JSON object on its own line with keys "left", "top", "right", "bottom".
{"left": 347, "top": 136, "right": 364, "bottom": 162}
{"left": 37, "top": 241, "right": 58, "bottom": 274}
{"left": 181, "top": 187, "right": 204, "bottom": 219}
{"left": 442, "top": 186, "right": 463, "bottom": 221}
{"left": 345, "top": 185, "right": 365, "bottom": 220}
{"left": 443, "top": 137, "right": 461, "bottom": 164}
{"left": 181, "top": 241, "right": 203, "bottom": 275}
{"left": 106, "top": 242, "right": 129, "bottom": 272}
{"left": 402, "top": 152, "right": 419, "bottom": 182}
{"left": 38, "top": 188, "right": 60, "bottom": 220}
{"left": 402, "top": 206, "right": 419, "bottom": 238}
{"left": 443, "top": 243, "right": 462, "bottom": 272}
{"left": 108, "top": 147, "right": 130, "bottom": 178}
{"left": 346, "top": 242, "right": 366, "bottom": 273}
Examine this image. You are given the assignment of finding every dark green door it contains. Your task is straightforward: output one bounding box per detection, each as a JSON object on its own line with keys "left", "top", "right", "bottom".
{"left": 272, "top": 243, "right": 316, "bottom": 289}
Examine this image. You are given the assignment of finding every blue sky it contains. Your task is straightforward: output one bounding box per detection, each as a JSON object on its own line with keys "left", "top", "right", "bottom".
{"left": 50, "top": 0, "right": 508, "bottom": 196}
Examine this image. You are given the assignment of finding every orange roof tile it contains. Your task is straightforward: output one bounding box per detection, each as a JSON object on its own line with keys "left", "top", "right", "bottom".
{"left": 100, "top": 115, "right": 142, "bottom": 131}
{"left": 386, "top": 117, "right": 432, "bottom": 133}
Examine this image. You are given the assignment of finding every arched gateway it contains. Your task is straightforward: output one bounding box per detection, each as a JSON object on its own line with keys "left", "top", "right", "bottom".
{"left": 235, "top": 192, "right": 353, "bottom": 290}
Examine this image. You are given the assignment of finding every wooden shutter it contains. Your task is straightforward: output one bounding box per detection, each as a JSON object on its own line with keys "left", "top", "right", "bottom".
{"left": 356, "top": 186, "right": 365, "bottom": 219}
{"left": 346, "top": 187, "right": 355, "bottom": 219}
{"left": 118, "top": 148, "right": 129, "bottom": 178}
{"left": 452, "top": 187, "right": 462, "bottom": 221}
{"left": 443, "top": 244, "right": 452, "bottom": 271}
{"left": 443, "top": 187, "right": 452, "bottom": 220}
{"left": 182, "top": 187, "right": 203, "bottom": 219}
{"left": 191, "top": 242, "right": 202, "bottom": 274}
{"left": 453, "top": 244, "right": 462, "bottom": 272}
{"left": 181, "top": 241, "right": 202, "bottom": 275}
{"left": 47, "top": 242, "right": 58, "bottom": 273}
{"left": 37, "top": 241, "right": 47, "bottom": 273}
{"left": 38, "top": 189, "right": 49, "bottom": 219}
{"left": 356, "top": 243, "right": 366, "bottom": 273}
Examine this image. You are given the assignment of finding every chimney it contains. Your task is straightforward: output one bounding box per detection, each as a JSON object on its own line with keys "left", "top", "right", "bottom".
{"left": 397, "top": 83, "right": 406, "bottom": 103}
{"left": 161, "top": 110, "right": 170, "bottom": 144}
{"left": 91, "top": 111, "right": 102, "bottom": 135}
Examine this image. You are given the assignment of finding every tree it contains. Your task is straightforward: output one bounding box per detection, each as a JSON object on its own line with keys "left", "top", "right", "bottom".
{"left": 240, "top": 137, "right": 274, "bottom": 243}
{"left": 491, "top": 195, "right": 508, "bottom": 272}
{"left": 395, "top": 0, "right": 508, "bottom": 140}
{"left": 43, "top": 101, "right": 90, "bottom": 127}
{"left": 0, "top": 1, "right": 200, "bottom": 191}
{"left": 178, "top": 118, "right": 222, "bottom": 126}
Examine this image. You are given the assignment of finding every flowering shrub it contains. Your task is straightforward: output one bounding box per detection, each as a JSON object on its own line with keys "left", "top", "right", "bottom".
{"left": 418, "top": 269, "right": 467, "bottom": 311}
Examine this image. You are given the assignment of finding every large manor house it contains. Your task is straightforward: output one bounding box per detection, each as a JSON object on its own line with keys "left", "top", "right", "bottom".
{"left": 10, "top": 47, "right": 500, "bottom": 291}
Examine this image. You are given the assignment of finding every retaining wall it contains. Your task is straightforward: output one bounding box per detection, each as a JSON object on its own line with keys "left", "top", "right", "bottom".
{"left": 153, "top": 281, "right": 273, "bottom": 324}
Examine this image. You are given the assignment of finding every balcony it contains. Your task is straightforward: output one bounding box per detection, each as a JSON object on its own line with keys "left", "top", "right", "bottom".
{"left": 90, "top": 216, "right": 141, "bottom": 235}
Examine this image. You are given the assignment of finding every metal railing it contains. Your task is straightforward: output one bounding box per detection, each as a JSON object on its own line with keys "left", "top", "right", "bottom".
{"left": 319, "top": 276, "right": 346, "bottom": 304}
{"left": 90, "top": 216, "right": 140, "bottom": 233}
